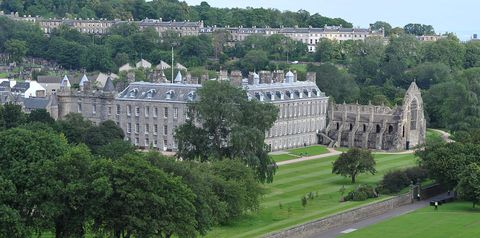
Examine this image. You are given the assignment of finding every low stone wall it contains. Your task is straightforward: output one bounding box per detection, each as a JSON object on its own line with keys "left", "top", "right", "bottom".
{"left": 264, "top": 193, "right": 412, "bottom": 238}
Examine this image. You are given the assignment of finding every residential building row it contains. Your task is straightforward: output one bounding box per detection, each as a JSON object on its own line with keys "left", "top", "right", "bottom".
{"left": 2, "top": 11, "right": 383, "bottom": 52}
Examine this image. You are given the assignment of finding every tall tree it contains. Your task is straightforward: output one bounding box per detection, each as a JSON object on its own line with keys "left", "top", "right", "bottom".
{"left": 456, "top": 163, "right": 480, "bottom": 208}
{"left": 92, "top": 154, "right": 197, "bottom": 238}
{"left": 4, "top": 39, "right": 27, "bottom": 63}
{"left": 175, "top": 80, "right": 278, "bottom": 183}
{"left": 332, "top": 148, "right": 376, "bottom": 183}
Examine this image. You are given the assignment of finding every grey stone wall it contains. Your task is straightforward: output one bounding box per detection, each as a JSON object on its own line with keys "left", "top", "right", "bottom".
{"left": 264, "top": 193, "right": 412, "bottom": 238}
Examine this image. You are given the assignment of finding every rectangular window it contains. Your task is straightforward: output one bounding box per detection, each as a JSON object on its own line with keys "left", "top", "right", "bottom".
{"left": 134, "top": 137, "right": 139, "bottom": 146}
{"left": 164, "top": 107, "right": 169, "bottom": 118}
{"left": 163, "top": 139, "right": 168, "bottom": 148}
{"left": 153, "top": 140, "right": 158, "bottom": 147}
{"left": 127, "top": 105, "right": 131, "bottom": 116}
{"left": 145, "top": 106, "right": 150, "bottom": 117}
{"left": 174, "top": 107, "right": 178, "bottom": 119}
{"left": 127, "top": 123, "right": 131, "bottom": 133}
{"left": 116, "top": 105, "right": 121, "bottom": 115}
{"left": 93, "top": 104, "right": 97, "bottom": 114}
{"left": 77, "top": 103, "right": 82, "bottom": 113}
{"left": 135, "top": 107, "right": 140, "bottom": 116}
{"left": 154, "top": 107, "right": 158, "bottom": 117}
{"left": 163, "top": 125, "right": 168, "bottom": 135}
{"left": 145, "top": 138, "right": 150, "bottom": 147}
{"left": 135, "top": 123, "right": 139, "bottom": 134}
{"left": 145, "top": 124, "right": 150, "bottom": 134}
{"left": 108, "top": 106, "right": 112, "bottom": 116}
{"left": 154, "top": 124, "right": 158, "bottom": 134}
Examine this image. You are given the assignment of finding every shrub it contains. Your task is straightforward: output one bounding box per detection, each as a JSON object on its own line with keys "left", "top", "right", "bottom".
{"left": 404, "top": 167, "right": 429, "bottom": 183}
{"left": 344, "top": 185, "right": 378, "bottom": 201}
{"left": 380, "top": 170, "right": 410, "bottom": 194}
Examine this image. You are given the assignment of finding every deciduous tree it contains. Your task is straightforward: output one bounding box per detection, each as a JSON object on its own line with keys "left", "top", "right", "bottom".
{"left": 332, "top": 148, "right": 376, "bottom": 183}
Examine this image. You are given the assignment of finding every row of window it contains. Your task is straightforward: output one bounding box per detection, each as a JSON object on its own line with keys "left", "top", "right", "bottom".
{"left": 279, "top": 100, "right": 327, "bottom": 119}
{"left": 125, "top": 105, "right": 180, "bottom": 119}
{"left": 127, "top": 123, "right": 169, "bottom": 135}
{"left": 268, "top": 118, "right": 324, "bottom": 138}
{"left": 131, "top": 137, "right": 172, "bottom": 150}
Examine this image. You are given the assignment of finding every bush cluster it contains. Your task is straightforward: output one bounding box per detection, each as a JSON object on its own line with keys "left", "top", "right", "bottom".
{"left": 379, "top": 167, "right": 429, "bottom": 194}
{"left": 344, "top": 185, "right": 378, "bottom": 201}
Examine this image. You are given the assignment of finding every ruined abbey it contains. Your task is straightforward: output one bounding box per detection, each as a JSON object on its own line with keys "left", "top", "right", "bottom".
{"left": 320, "top": 82, "right": 426, "bottom": 151}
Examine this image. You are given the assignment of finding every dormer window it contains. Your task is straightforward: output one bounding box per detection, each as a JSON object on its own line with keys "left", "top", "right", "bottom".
{"left": 304, "top": 89, "right": 310, "bottom": 98}
{"left": 129, "top": 88, "right": 138, "bottom": 98}
{"left": 166, "top": 90, "right": 175, "bottom": 100}
{"left": 295, "top": 90, "right": 301, "bottom": 99}
{"left": 146, "top": 89, "right": 156, "bottom": 99}
{"left": 187, "top": 91, "right": 196, "bottom": 101}
{"left": 286, "top": 90, "right": 292, "bottom": 99}
{"left": 266, "top": 92, "right": 274, "bottom": 101}
{"left": 312, "top": 89, "right": 318, "bottom": 97}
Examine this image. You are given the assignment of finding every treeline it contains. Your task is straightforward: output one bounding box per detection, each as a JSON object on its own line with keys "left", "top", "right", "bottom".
{"left": 0, "top": 16, "right": 308, "bottom": 74}
{"left": 0, "top": 0, "right": 352, "bottom": 28}
{"left": 0, "top": 104, "right": 263, "bottom": 237}
{"left": 309, "top": 33, "right": 480, "bottom": 132}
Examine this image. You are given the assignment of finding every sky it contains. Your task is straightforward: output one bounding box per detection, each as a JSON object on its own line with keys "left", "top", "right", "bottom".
{"left": 184, "top": 0, "right": 479, "bottom": 40}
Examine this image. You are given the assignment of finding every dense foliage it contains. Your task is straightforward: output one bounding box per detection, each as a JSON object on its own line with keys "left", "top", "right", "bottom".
{"left": 0, "top": 104, "right": 263, "bottom": 237}
{"left": 379, "top": 167, "right": 429, "bottom": 194}
{"left": 175, "top": 80, "right": 278, "bottom": 183}
{"left": 0, "top": 1, "right": 352, "bottom": 28}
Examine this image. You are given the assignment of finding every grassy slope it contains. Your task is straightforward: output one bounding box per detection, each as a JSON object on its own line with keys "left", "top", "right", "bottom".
{"left": 271, "top": 153, "right": 300, "bottom": 162}
{"left": 341, "top": 202, "right": 480, "bottom": 238}
{"left": 205, "top": 153, "right": 417, "bottom": 238}
{"left": 287, "top": 145, "right": 329, "bottom": 157}
{"left": 426, "top": 129, "right": 444, "bottom": 144}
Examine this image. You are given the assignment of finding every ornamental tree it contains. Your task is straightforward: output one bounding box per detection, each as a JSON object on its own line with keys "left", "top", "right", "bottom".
{"left": 332, "top": 148, "right": 376, "bottom": 183}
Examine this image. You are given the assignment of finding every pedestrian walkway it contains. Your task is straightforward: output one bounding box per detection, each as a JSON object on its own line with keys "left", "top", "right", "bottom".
{"left": 308, "top": 193, "right": 448, "bottom": 238}
{"left": 276, "top": 148, "right": 341, "bottom": 166}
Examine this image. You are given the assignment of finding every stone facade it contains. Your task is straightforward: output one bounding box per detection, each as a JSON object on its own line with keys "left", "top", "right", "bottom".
{"left": 201, "top": 25, "right": 385, "bottom": 52}
{"left": 56, "top": 71, "right": 329, "bottom": 152}
{"left": 321, "top": 82, "right": 426, "bottom": 151}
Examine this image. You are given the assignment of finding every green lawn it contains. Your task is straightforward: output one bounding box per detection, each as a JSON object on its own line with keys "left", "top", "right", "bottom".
{"left": 426, "top": 129, "right": 444, "bottom": 144}
{"left": 288, "top": 64, "right": 307, "bottom": 73}
{"left": 341, "top": 202, "right": 480, "bottom": 238}
{"left": 271, "top": 153, "right": 300, "bottom": 162}
{"left": 205, "top": 153, "right": 417, "bottom": 238}
{"left": 288, "top": 145, "right": 329, "bottom": 157}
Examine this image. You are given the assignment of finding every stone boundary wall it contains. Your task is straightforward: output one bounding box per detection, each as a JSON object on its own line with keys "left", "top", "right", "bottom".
{"left": 264, "top": 193, "right": 412, "bottom": 238}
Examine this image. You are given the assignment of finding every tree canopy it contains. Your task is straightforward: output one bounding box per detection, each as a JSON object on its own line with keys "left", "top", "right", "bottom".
{"left": 175, "top": 80, "right": 278, "bottom": 183}
{"left": 332, "top": 148, "right": 376, "bottom": 183}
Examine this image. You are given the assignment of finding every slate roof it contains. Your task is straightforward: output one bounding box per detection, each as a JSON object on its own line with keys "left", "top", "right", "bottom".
{"left": 11, "top": 82, "right": 30, "bottom": 93}
{"left": 117, "top": 80, "right": 326, "bottom": 104}
{"left": 23, "top": 97, "right": 50, "bottom": 110}
{"left": 37, "top": 76, "right": 61, "bottom": 84}
{"left": 117, "top": 82, "right": 201, "bottom": 103}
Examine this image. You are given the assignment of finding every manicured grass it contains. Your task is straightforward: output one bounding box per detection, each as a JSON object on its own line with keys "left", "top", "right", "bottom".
{"left": 288, "top": 64, "right": 307, "bottom": 73}
{"left": 205, "top": 153, "right": 417, "bottom": 238}
{"left": 288, "top": 145, "right": 329, "bottom": 157}
{"left": 340, "top": 202, "right": 480, "bottom": 238}
{"left": 426, "top": 129, "right": 444, "bottom": 144}
{"left": 271, "top": 153, "right": 299, "bottom": 162}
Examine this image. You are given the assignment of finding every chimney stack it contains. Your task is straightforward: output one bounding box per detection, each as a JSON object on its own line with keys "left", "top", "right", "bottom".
{"left": 306, "top": 72, "right": 316, "bottom": 82}
{"left": 230, "top": 70, "right": 243, "bottom": 86}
